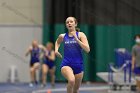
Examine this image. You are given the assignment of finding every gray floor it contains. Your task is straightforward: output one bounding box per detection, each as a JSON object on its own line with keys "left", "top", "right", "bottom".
{"left": 0, "top": 83, "right": 137, "bottom": 93}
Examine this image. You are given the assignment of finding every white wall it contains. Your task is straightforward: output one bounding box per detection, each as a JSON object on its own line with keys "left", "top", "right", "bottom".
{"left": 0, "top": 26, "right": 42, "bottom": 82}
{"left": 0, "top": 0, "right": 43, "bottom": 82}
{"left": 0, "top": 0, "right": 42, "bottom": 25}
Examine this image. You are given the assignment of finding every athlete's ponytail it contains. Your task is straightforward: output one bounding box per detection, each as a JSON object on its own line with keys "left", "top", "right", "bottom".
{"left": 75, "top": 27, "right": 80, "bottom": 32}
{"left": 73, "top": 17, "right": 80, "bottom": 32}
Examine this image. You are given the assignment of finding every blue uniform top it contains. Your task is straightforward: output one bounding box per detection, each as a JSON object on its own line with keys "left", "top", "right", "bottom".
{"left": 44, "top": 51, "right": 55, "bottom": 69}
{"left": 44, "top": 51, "right": 54, "bottom": 63}
{"left": 63, "top": 32, "right": 83, "bottom": 65}
{"left": 30, "top": 47, "right": 40, "bottom": 62}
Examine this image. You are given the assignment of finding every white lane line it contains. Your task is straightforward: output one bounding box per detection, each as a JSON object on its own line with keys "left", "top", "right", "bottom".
{"left": 32, "top": 86, "right": 109, "bottom": 93}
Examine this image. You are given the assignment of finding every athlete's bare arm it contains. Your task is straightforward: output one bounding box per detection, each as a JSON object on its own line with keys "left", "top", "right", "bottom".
{"left": 46, "top": 50, "right": 55, "bottom": 61}
{"left": 25, "top": 46, "right": 32, "bottom": 56}
{"left": 55, "top": 34, "right": 65, "bottom": 58}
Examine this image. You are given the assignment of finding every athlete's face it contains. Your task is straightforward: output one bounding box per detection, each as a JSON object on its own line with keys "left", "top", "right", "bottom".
{"left": 46, "top": 43, "right": 53, "bottom": 51}
{"left": 32, "top": 40, "right": 38, "bottom": 47}
{"left": 66, "top": 17, "right": 77, "bottom": 31}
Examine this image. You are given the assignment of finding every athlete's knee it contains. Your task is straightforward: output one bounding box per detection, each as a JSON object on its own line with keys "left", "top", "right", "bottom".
{"left": 43, "top": 69, "right": 48, "bottom": 75}
{"left": 68, "top": 78, "right": 75, "bottom": 86}
{"left": 50, "top": 71, "right": 55, "bottom": 76}
{"left": 50, "top": 73, "right": 54, "bottom": 78}
{"left": 42, "top": 71, "right": 46, "bottom": 76}
{"left": 73, "top": 88, "right": 79, "bottom": 93}
{"left": 30, "top": 67, "right": 34, "bottom": 72}
{"left": 34, "top": 63, "right": 40, "bottom": 69}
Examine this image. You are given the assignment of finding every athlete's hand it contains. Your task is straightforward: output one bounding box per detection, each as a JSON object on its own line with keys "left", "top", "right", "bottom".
{"left": 55, "top": 51, "right": 62, "bottom": 58}
{"left": 70, "top": 32, "right": 78, "bottom": 40}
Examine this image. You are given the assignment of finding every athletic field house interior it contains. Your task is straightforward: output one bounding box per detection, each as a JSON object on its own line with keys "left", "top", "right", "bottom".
{"left": 0, "top": 0, "right": 140, "bottom": 93}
